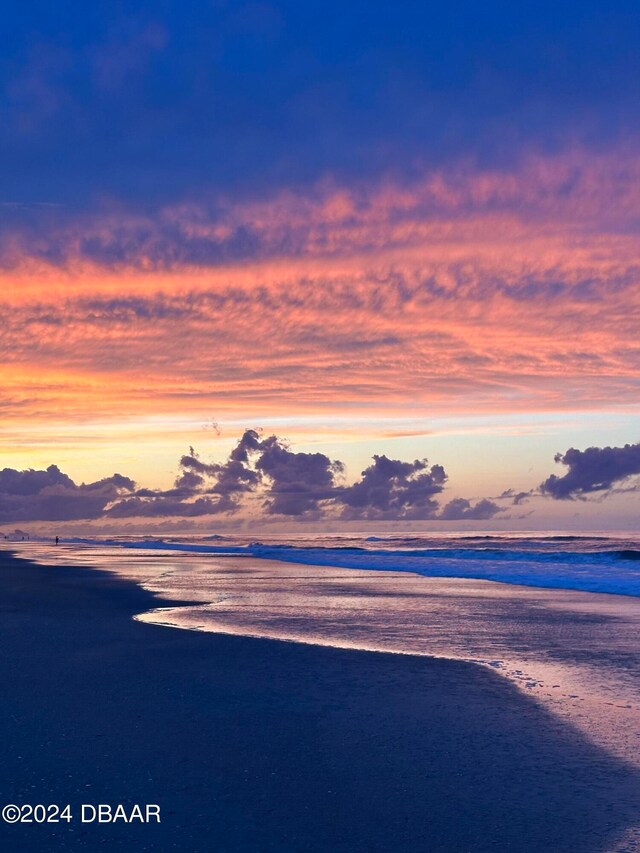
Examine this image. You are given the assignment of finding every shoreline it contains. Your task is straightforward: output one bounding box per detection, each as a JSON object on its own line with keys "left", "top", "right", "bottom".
{"left": 1, "top": 550, "right": 639, "bottom": 852}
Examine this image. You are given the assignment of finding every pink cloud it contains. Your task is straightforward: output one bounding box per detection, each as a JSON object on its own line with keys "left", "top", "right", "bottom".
{"left": 1, "top": 148, "right": 640, "bottom": 426}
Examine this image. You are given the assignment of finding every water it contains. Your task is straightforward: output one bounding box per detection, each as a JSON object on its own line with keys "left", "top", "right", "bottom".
{"left": 8, "top": 531, "right": 640, "bottom": 771}
{"left": 66, "top": 531, "right": 640, "bottom": 596}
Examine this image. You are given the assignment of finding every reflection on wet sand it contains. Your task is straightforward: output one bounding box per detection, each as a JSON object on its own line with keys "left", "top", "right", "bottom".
{"left": 19, "top": 542, "right": 640, "bottom": 770}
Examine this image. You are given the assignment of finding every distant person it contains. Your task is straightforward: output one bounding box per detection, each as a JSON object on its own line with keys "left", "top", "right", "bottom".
{"left": 55, "top": 536, "right": 59, "bottom": 545}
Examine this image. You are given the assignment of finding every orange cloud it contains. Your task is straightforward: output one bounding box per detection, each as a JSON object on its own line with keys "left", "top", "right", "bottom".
{"left": 1, "top": 149, "right": 640, "bottom": 439}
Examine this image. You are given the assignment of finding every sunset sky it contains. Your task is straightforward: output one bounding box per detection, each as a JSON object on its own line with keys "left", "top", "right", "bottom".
{"left": 2, "top": 1, "right": 640, "bottom": 530}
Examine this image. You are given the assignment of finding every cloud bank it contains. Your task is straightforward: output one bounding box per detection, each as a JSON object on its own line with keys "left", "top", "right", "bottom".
{"left": 0, "top": 465, "right": 134, "bottom": 523}
{"left": 0, "top": 431, "right": 501, "bottom": 524}
{"left": 5, "top": 435, "right": 640, "bottom": 525}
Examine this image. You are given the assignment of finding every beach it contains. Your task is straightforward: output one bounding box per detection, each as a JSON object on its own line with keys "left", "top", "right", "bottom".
{"left": 24, "top": 537, "right": 640, "bottom": 767}
{"left": 1, "top": 549, "right": 639, "bottom": 852}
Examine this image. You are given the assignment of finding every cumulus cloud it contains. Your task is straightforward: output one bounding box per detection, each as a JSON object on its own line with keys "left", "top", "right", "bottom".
{"left": 0, "top": 464, "right": 135, "bottom": 523}
{"left": 438, "top": 497, "right": 502, "bottom": 521}
{"left": 206, "top": 429, "right": 263, "bottom": 499}
{"left": 105, "top": 436, "right": 264, "bottom": 517}
{"left": 161, "top": 429, "right": 344, "bottom": 518}
{"left": 91, "top": 429, "right": 335, "bottom": 519}
{"left": 338, "top": 455, "right": 447, "bottom": 521}
{"left": 254, "top": 435, "right": 344, "bottom": 516}
{"left": 540, "top": 442, "right": 640, "bottom": 499}
{"left": 0, "top": 431, "right": 507, "bottom": 523}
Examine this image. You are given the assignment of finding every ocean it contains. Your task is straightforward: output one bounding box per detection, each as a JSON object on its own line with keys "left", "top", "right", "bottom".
{"left": 61, "top": 530, "right": 640, "bottom": 595}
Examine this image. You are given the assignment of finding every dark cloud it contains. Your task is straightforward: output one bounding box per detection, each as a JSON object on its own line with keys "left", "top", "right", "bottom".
{"left": 0, "top": 463, "right": 75, "bottom": 496}
{"left": 105, "top": 436, "right": 264, "bottom": 517}
{"left": 540, "top": 442, "right": 640, "bottom": 499}
{"left": 500, "top": 488, "right": 532, "bottom": 506}
{"left": 173, "top": 469, "right": 205, "bottom": 493}
{"left": 338, "top": 455, "right": 447, "bottom": 520}
{"left": 178, "top": 436, "right": 261, "bottom": 498}
{"left": 228, "top": 429, "right": 262, "bottom": 463}
{"left": 105, "top": 495, "right": 229, "bottom": 519}
{"left": 209, "top": 430, "right": 263, "bottom": 498}
{"left": 255, "top": 435, "right": 344, "bottom": 516}
{"left": 0, "top": 464, "right": 135, "bottom": 522}
{"left": 438, "top": 497, "right": 502, "bottom": 521}
{"left": 167, "top": 429, "right": 344, "bottom": 518}
{"left": 0, "top": 431, "right": 506, "bottom": 523}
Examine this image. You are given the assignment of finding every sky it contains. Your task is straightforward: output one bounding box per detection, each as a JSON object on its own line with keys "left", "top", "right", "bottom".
{"left": 1, "top": 1, "right": 640, "bottom": 531}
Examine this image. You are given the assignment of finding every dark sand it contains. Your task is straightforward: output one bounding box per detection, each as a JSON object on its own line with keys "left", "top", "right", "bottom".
{"left": 0, "top": 551, "right": 639, "bottom": 852}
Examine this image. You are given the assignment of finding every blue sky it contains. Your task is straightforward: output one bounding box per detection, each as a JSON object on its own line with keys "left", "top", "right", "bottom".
{"left": 3, "top": 0, "right": 640, "bottom": 207}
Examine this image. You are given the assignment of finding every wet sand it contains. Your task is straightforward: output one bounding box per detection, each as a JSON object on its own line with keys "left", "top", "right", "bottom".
{"left": 1, "top": 549, "right": 639, "bottom": 852}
